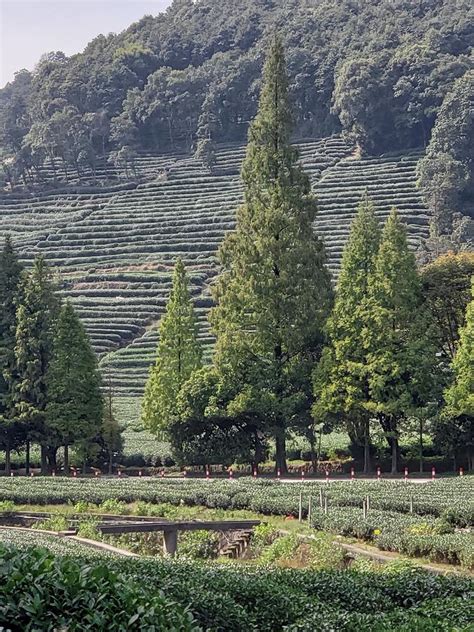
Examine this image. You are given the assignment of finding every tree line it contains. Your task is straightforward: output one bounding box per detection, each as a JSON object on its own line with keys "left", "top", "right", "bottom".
{"left": 0, "top": 245, "right": 122, "bottom": 474}
{"left": 1, "top": 0, "right": 473, "bottom": 249}
{"left": 142, "top": 39, "right": 474, "bottom": 474}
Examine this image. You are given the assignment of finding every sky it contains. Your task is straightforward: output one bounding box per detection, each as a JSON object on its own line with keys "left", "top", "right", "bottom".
{"left": 0, "top": 0, "right": 172, "bottom": 87}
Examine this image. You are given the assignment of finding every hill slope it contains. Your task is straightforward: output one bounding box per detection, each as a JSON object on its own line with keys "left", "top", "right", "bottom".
{"left": 0, "top": 137, "right": 431, "bottom": 402}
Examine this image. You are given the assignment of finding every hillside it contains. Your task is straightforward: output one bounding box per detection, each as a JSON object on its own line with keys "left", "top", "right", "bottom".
{"left": 0, "top": 137, "right": 431, "bottom": 408}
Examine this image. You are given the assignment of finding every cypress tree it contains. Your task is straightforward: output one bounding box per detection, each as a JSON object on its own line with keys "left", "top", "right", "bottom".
{"left": 45, "top": 301, "right": 103, "bottom": 474}
{"left": 0, "top": 236, "right": 23, "bottom": 474}
{"left": 211, "top": 37, "right": 332, "bottom": 473}
{"left": 14, "top": 256, "right": 59, "bottom": 474}
{"left": 141, "top": 258, "right": 202, "bottom": 436}
{"left": 365, "top": 209, "right": 438, "bottom": 473}
{"left": 313, "top": 196, "right": 381, "bottom": 472}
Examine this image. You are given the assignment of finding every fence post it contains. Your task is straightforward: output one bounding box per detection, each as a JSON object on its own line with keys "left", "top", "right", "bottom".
{"left": 324, "top": 496, "right": 328, "bottom": 515}
{"left": 319, "top": 487, "right": 324, "bottom": 508}
{"left": 307, "top": 495, "right": 312, "bottom": 524}
{"left": 362, "top": 499, "right": 367, "bottom": 519}
{"left": 409, "top": 495, "right": 413, "bottom": 514}
{"left": 366, "top": 495, "right": 370, "bottom": 513}
{"left": 298, "top": 491, "right": 303, "bottom": 522}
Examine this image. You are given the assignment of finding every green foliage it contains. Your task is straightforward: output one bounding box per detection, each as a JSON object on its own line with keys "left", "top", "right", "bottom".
{"left": 421, "top": 252, "right": 474, "bottom": 359}
{"left": 77, "top": 517, "right": 100, "bottom": 540}
{"left": 418, "top": 70, "right": 474, "bottom": 240}
{"left": 0, "top": 236, "right": 24, "bottom": 471}
{"left": 436, "top": 280, "right": 474, "bottom": 465}
{"left": 2, "top": 0, "right": 473, "bottom": 191}
{"left": 251, "top": 522, "right": 279, "bottom": 553}
{"left": 209, "top": 38, "right": 332, "bottom": 471}
{"left": 365, "top": 210, "right": 440, "bottom": 472}
{"left": 259, "top": 533, "right": 299, "bottom": 565}
{"left": 13, "top": 256, "right": 59, "bottom": 453}
{"left": 178, "top": 530, "right": 219, "bottom": 560}
{"left": 314, "top": 196, "right": 381, "bottom": 461}
{"left": 99, "top": 498, "right": 128, "bottom": 515}
{"left": 0, "top": 545, "right": 198, "bottom": 630}
{"left": 45, "top": 301, "right": 103, "bottom": 471}
{"left": 33, "top": 514, "right": 69, "bottom": 532}
{"left": 1, "top": 535, "right": 472, "bottom": 632}
{"left": 142, "top": 258, "right": 202, "bottom": 437}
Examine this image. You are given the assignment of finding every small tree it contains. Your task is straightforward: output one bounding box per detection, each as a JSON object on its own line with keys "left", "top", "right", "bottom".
{"left": 313, "top": 196, "right": 381, "bottom": 472}
{"left": 0, "top": 236, "right": 23, "bottom": 474}
{"left": 14, "top": 256, "right": 59, "bottom": 474}
{"left": 141, "top": 259, "right": 202, "bottom": 437}
{"left": 45, "top": 302, "right": 103, "bottom": 474}
{"left": 365, "top": 210, "right": 439, "bottom": 473}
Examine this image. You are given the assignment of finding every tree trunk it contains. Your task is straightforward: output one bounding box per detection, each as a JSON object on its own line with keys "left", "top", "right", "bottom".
{"left": 47, "top": 447, "right": 57, "bottom": 472}
{"left": 309, "top": 432, "right": 317, "bottom": 473}
{"left": 419, "top": 418, "right": 424, "bottom": 473}
{"left": 390, "top": 436, "right": 399, "bottom": 474}
{"left": 25, "top": 440, "right": 30, "bottom": 475}
{"left": 108, "top": 451, "right": 113, "bottom": 475}
{"left": 363, "top": 419, "right": 371, "bottom": 474}
{"left": 64, "top": 444, "right": 69, "bottom": 475}
{"left": 5, "top": 437, "right": 11, "bottom": 476}
{"left": 82, "top": 459, "right": 87, "bottom": 475}
{"left": 40, "top": 445, "right": 48, "bottom": 475}
{"left": 275, "top": 426, "right": 288, "bottom": 474}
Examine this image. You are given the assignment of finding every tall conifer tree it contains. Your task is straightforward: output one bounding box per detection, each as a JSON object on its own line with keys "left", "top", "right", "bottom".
{"left": 313, "top": 197, "right": 381, "bottom": 472}
{"left": 365, "top": 209, "right": 438, "bottom": 473}
{"left": 45, "top": 301, "right": 103, "bottom": 473}
{"left": 142, "top": 258, "right": 202, "bottom": 436}
{"left": 14, "top": 256, "right": 59, "bottom": 473}
{"left": 210, "top": 38, "right": 332, "bottom": 473}
{"left": 0, "top": 236, "right": 23, "bottom": 474}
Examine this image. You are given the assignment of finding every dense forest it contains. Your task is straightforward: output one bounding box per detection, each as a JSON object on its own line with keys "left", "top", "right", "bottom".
{"left": 1, "top": 0, "right": 473, "bottom": 243}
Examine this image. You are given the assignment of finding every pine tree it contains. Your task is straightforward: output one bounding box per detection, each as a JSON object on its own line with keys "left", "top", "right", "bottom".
{"left": 365, "top": 209, "right": 438, "bottom": 473}
{"left": 14, "top": 256, "right": 59, "bottom": 474}
{"left": 141, "top": 258, "right": 202, "bottom": 436}
{"left": 45, "top": 301, "right": 103, "bottom": 474}
{"left": 441, "top": 280, "right": 474, "bottom": 469}
{"left": 0, "top": 236, "right": 24, "bottom": 474}
{"left": 313, "top": 196, "right": 381, "bottom": 472}
{"left": 210, "top": 38, "right": 333, "bottom": 473}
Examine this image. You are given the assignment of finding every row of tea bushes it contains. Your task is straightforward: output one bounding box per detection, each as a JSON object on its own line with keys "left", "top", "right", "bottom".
{"left": 0, "top": 531, "right": 472, "bottom": 631}
{"left": 1, "top": 477, "right": 471, "bottom": 526}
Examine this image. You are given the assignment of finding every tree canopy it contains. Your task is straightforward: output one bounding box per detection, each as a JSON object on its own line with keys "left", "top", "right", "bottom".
{"left": 1, "top": 0, "right": 473, "bottom": 190}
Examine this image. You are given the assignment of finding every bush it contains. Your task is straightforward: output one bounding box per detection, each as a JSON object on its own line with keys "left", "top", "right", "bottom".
{"left": 0, "top": 545, "right": 198, "bottom": 631}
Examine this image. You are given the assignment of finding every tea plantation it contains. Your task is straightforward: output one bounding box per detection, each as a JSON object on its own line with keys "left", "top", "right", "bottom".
{"left": 0, "top": 137, "right": 431, "bottom": 441}
{"left": 1, "top": 476, "right": 473, "bottom": 570}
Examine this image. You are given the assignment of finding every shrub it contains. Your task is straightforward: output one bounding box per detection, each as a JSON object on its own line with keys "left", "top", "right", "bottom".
{"left": 0, "top": 545, "right": 198, "bottom": 631}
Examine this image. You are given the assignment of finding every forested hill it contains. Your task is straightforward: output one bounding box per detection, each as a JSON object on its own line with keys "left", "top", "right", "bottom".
{"left": 1, "top": 0, "right": 473, "bottom": 154}
{"left": 1, "top": 0, "right": 473, "bottom": 241}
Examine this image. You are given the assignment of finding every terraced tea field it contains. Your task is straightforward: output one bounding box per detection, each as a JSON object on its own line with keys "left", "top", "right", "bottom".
{"left": 0, "top": 137, "right": 432, "bottom": 429}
